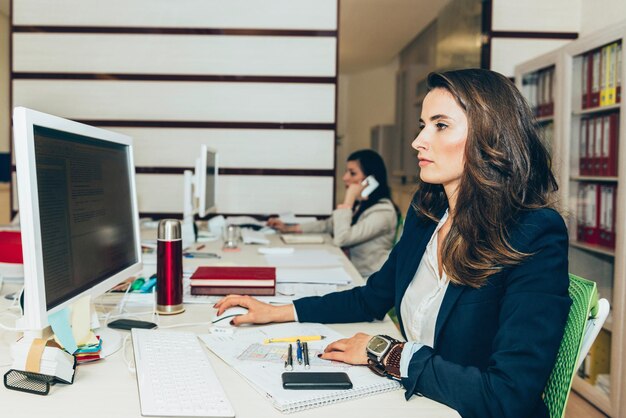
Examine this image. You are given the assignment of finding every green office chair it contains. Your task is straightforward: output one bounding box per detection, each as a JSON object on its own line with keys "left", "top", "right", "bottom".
{"left": 543, "top": 274, "right": 610, "bottom": 418}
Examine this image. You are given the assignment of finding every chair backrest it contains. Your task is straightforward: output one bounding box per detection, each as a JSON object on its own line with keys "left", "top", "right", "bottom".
{"left": 543, "top": 274, "right": 609, "bottom": 418}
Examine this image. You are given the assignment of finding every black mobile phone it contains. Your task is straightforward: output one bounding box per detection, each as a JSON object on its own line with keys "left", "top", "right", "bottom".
{"left": 282, "top": 372, "right": 353, "bottom": 390}
{"left": 107, "top": 319, "right": 157, "bottom": 330}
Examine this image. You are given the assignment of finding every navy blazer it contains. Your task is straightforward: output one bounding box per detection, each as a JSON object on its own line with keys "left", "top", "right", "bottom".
{"left": 294, "top": 207, "right": 571, "bottom": 418}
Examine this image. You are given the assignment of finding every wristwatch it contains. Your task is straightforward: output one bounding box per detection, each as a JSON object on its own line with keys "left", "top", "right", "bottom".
{"left": 366, "top": 335, "right": 403, "bottom": 379}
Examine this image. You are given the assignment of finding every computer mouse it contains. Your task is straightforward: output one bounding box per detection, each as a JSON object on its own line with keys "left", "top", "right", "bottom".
{"left": 212, "top": 306, "right": 249, "bottom": 324}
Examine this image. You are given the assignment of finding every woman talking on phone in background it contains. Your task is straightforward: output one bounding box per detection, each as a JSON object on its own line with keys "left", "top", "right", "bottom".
{"left": 268, "top": 149, "right": 399, "bottom": 278}
{"left": 217, "top": 68, "right": 571, "bottom": 418}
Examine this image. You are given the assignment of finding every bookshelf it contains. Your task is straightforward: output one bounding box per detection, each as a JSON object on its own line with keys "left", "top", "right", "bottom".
{"left": 515, "top": 21, "right": 626, "bottom": 417}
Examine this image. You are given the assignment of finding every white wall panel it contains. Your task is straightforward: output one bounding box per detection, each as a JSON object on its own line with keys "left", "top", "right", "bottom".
{"left": 113, "top": 128, "right": 334, "bottom": 169}
{"left": 13, "top": 0, "right": 337, "bottom": 30}
{"left": 136, "top": 174, "right": 333, "bottom": 214}
{"left": 492, "top": 0, "right": 581, "bottom": 32}
{"left": 13, "top": 34, "right": 337, "bottom": 77}
{"left": 491, "top": 38, "right": 570, "bottom": 77}
{"left": 13, "top": 80, "right": 336, "bottom": 123}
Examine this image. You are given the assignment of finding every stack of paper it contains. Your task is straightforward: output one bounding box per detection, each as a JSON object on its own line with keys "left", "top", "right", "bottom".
{"left": 199, "top": 323, "right": 400, "bottom": 413}
{"left": 11, "top": 339, "right": 75, "bottom": 383}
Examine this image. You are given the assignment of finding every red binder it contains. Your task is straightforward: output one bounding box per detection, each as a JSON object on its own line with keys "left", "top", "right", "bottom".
{"left": 547, "top": 68, "right": 554, "bottom": 116}
{"left": 0, "top": 231, "right": 23, "bottom": 264}
{"left": 600, "top": 115, "right": 610, "bottom": 176}
{"left": 582, "top": 54, "right": 590, "bottom": 109}
{"left": 591, "top": 49, "right": 601, "bottom": 108}
{"left": 577, "top": 187, "right": 586, "bottom": 242}
{"left": 583, "top": 183, "right": 601, "bottom": 245}
{"left": 189, "top": 266, "right": 276, "bottom": 296}
{"left": 599, "top": 185, "right": 616, "bottom": 248}
{"left": 593, "top": 116, "right": 603, "bottom": 176}
{"left": 608, "top": 113, "right": 619, "bottom": 177}
{"left": 580, "top": 118, "right": 589, "bottom": 175}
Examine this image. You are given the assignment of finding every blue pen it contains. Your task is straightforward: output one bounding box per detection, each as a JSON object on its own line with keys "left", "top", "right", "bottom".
{"left": 296, "top": 339, "right": 303, "bottom": 365}
{"left": 139, "top": 276, "right": 157, "bottom": 293}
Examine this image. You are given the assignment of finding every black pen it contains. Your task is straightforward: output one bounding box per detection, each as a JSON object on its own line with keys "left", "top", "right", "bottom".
{"left": 285, "top": 344, "right": 293, "bottom": 371}
{"left": 303, "top": 342, "right": 310, "bottom": 369}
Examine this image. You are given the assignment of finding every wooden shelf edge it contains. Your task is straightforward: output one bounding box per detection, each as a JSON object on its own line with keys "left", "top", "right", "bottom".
{"left": 574, "top": 103, "right": 621, "bottom": 115}
{"left": 536, "top": 115, "right": 554, "bottom": 123}
{"left": 569, "top": 241, "right": 616, "bottom": 257}
{"left": 570, "top": 176, "right": 618, "bottom": 182}
{"left": 571, "top": 375, "right": 613, "bottom": 416}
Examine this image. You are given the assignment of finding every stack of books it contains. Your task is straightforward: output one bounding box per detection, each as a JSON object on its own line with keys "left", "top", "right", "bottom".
{"left": 74, "top": 335, "right": 103, "bottom": 364}
{"left": 190, "top": 266, "right": 276, "bottom": 296}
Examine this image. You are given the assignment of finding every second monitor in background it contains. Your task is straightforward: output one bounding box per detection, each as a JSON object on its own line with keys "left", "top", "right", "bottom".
{"left": 182, "top": 145, "right": 218, "bottom": 247}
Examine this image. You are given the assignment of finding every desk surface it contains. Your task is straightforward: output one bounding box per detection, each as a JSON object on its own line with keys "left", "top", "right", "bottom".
{"left": 0, "top": 234, "right": 459, "bottom": 418}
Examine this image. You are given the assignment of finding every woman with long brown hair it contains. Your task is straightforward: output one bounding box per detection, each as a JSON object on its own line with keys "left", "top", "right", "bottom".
{"left": 215, "top": 68, "right": 571, "bottom": 418}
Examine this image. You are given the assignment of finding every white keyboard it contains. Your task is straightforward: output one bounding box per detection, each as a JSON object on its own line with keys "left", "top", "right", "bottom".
{"left": 131, "top": 329, "right": 235, "bottom": 417}
{"left": 240, "top": 228, "right": 270, "bottom": 245}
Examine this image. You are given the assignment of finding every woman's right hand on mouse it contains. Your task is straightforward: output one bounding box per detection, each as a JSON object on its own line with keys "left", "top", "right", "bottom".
{"left": 213, "top": 295, "right": 295, "bottom": 325}
{"left": 266, "top": 218, "right": 302, "bottom": 233}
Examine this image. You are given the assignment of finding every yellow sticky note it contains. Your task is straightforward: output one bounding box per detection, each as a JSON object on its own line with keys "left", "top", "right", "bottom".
{"left": 71, "top": 295, "right": 92, "bottom": 345}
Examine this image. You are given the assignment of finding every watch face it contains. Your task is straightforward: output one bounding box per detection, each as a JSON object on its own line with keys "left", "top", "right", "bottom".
{"left": 367, "top": 336, "right": 391, "bottom": 355}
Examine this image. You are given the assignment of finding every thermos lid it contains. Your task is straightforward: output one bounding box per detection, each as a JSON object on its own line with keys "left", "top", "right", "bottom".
{"left": 158, "top": 219, "right": 182, "bottom": 241}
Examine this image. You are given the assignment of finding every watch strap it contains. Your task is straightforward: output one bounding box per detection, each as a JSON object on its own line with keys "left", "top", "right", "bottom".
{"left": 381, "top": 342, "right": 404, "bottom": 380}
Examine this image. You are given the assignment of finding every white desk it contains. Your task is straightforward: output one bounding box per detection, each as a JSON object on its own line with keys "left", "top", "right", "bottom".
{"left": 0, "top": 235, "right": 459, "bottom": 418}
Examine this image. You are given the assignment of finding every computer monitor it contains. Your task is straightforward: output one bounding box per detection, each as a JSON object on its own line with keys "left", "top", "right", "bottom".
{"left": 197, "top": 145, "right": 218, "bottom": 218}
{"left": 181, "top": 145, "right": 218, "bottom": 247}
{"left": 13, "top": 107, "right": 142, "bottom": 335}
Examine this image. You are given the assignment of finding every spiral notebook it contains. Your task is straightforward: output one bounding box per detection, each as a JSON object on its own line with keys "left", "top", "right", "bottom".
{"left": 199, "top": 323, "right": 401, "bottom": 413}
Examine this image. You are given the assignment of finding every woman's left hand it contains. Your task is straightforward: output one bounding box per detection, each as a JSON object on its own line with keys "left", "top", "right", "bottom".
{"left": 319, "top": 332, "right": 371, "bottom": 365}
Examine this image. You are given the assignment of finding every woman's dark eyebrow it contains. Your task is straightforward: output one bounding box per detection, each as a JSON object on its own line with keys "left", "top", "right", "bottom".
{"left": 419, "top": 114, "right": 453, "bottom": 124}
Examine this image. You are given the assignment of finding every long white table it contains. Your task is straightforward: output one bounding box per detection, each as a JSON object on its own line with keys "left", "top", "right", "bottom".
{"left": 0, "top": 234, "right": 459, "bottom": 418}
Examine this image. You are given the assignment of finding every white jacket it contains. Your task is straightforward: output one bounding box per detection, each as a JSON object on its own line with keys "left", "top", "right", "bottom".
{"left": 300, "top": 198, "right": 397, "bottom": 277}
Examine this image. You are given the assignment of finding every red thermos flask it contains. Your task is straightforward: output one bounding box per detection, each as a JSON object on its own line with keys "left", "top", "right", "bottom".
{"left": 156, "top": 219, "right": 185, "bottom": 315}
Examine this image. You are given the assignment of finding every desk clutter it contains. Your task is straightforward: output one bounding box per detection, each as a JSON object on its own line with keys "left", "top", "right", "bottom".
{"left": 200, "top": 322, "right": 401, "bottom": 413}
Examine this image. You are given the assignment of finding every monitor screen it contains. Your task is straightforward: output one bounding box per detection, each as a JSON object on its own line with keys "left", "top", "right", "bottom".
{"left": 33, "top": 125, "right": 138, "bottom": 310}
{"left": 198, "top": 145, "right": 218, "bottom": 218}
{"left": 13, "top": 107, "right": 142, "bottom": 333}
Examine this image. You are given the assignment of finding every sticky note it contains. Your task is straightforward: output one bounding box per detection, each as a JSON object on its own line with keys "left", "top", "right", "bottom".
{"left": 71, "top": 295, "right": 92, "bottom": 345}
{"left": 48, "top": 308, "right": 78, "bottom": 354}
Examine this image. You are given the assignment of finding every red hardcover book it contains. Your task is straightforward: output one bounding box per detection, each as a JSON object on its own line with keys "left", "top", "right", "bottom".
{"left": 0, "top": 231, "right": 23, "bottom": 264}
{"left": 608, "top": 113, "right": 619, "bottom": 177}
{"left": 189, "top": 266, "right": 276, "bottom": 296}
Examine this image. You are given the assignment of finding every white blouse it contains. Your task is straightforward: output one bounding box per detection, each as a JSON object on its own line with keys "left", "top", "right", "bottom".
{"left": 400, "top": 210, "right": 450, "bottom": 348}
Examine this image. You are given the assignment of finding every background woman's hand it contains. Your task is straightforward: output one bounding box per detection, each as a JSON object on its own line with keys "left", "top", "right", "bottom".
{"left": 337, "top": 183, "right": 365, "bottom": 209}
{"left": 213, "top": 295, "right": 295, "bottom": 325}
{"left": 319, "top": 332, "right": 371, "bottom": 365}
{"left": 266, "top": 217, "right": 301, "bottom": 233}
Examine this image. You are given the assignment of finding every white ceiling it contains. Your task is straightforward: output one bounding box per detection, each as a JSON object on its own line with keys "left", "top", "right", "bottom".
{"left": 0, "top": 0, "right": 446, "bottom": 74}
{"left": 339, "top": 0, "right": 449, "bottom": 74}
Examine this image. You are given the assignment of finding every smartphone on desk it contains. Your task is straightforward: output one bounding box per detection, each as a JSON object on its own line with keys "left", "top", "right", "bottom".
{"left": 108, "top": 319, "right": 157, "bottom": 330}
{"left": 282, "top": 372, "right": 353, "bottom": 390}
{"left": 360, "top": 175, "right": 379, "bottom": 198}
